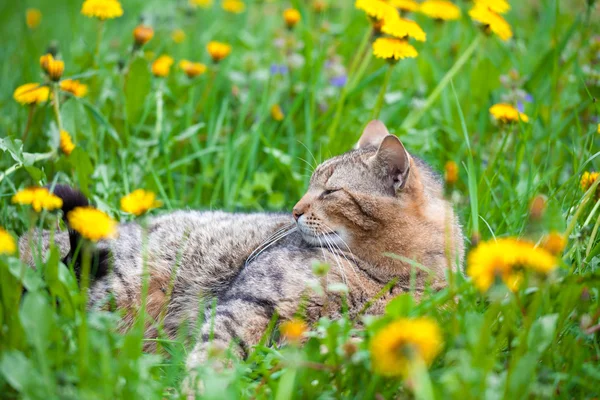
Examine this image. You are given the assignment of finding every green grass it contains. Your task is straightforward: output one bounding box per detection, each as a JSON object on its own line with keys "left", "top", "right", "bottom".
{"left": 1, "top": 0, "right": 600, "bottom": 398}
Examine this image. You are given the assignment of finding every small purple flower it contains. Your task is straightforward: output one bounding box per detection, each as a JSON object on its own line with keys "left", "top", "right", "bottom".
{"left": 517, "top": 101, "right": 525, "bottom": 113}
{"left": 524, "top": 93, "right": 533, "bottom": 103}
{"left": 330, "top": 75, "right": 347, "bottom": 87}
{"left": 270, "top": 64, "right": 288, "bottom": 75}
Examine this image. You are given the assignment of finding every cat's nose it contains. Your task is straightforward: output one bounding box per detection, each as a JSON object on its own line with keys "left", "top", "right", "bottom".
{"left": 292, "top": 208, "right": 304, "bottom": 221}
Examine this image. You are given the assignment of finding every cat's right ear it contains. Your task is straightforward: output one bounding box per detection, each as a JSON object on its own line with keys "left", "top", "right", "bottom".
{"left": 357, "top": 120, "right": 390, "bottom": 149}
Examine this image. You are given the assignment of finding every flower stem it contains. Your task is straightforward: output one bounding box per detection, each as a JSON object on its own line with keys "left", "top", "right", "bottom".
{"left": 93, "top": 20, "right": 105, "bottom": 69}
{"left": 155, "top": 79, "right": 164, "bottom": 142}
{"left": 78, "top": 243, "right": 91, "bottom": 380}
{"left": 52, "top": 83, "right": 63, "bottom": 131}
{"left": 371, "top": 64, "right": 394, "bottom": 120}
{"left": 22, "top": 104, "right": 36, "bottom": 142}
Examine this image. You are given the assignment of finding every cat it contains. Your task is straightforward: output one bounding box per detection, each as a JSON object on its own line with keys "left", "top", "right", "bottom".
{"left": 19, "top": 120, "right": 464, "bottom": 389}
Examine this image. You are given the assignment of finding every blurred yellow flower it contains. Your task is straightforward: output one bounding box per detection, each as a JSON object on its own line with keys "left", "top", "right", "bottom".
{"left": 190, "top": 0, "right": 213, "bottom": 8}
{"left": 469, "top": 5, "right": 512, "bottom": 41}
{"left": 271, "top": 104, "right": 285, "bottom": 121}
{"left": 13, "top": 83, "right": 50, "bottom": 105}
{"left": 171, "top": 29, "right": 186, "bottom": 44}
{"left": 489, "top": 103, "right": 528, "bottom": 123}
{"left": 312, "top": 0, "right": 327, "bottom": 13}
{"left": 152, "top": 55, "right": 174, "bottom": 77}
{"left": 372, "top": 37, "right": 418, "bottom": 61}
{"left": 580, "top": 171, "right": 599, "bottom": 192}
{"left": 389, "top": 0, "right": 419, "bottom": 12}
{"left": 180, "top": 60, "right": 208, "bottom": 78}
{"left": 370, "top": 318, "right": 442, "bottom": 377}
{"left": 467, "top": 238, "right": 557, "bottom": 292}
{"left": 542, "top": 232, "right": 566, "bottom": 256}
{"left": 26, "top": 8, "right": 42, "bottom": 29}
{"left": 207, "top": 41, "right": 232, "bottom": 63}
{"left": 355, "top": 0, "right": 397, "bottom": 21}
{"left": 474, "top": 0, "right": 510, "bottom": 14}
{"left": 222, "top": 0, "right": 245, "bottom": 13}
{"left": 120, "top": 189, "right": 162, "bottom": 216}
{"left": 81, "top": 0, "right": 124, "bottom": 20}
{"left": 280, "top": 318, "right": 307, "bottom": 343}
{"left": 444, "top": 161, "right": 458, "bottom": 185}
{"left": 381, "top": 17, "right": 426, "bottom": 42}
{"left": 0, "top": 228, "right": 16, "bottom": 256}
{"left": 39, "top": 53, "right": 53, "bottom": 71}
{"left": 133, "top": 24, "right": 154, "bottom": 47}
{"left": 40, "top": 54, "right": 64, "bottom": 81}
{"left": 60, "top": 130, "right": 76, "bottom": 156}
{"left": 597, "top": 123, "right": 600, "bottom": 134}
{"left": 419, "top": 0, "right": 461, "bottom": 21}
{"left": 68, "top": 206, "right": 117, "bottom": 242}
{"left": 283, "top": 8, "right": 301, "bottom": 29}
{"left": 12, "top": 187, "right": 63, "bottom": 213}
{"left": 60, "top": 79, "right": 88, "bottom": 98}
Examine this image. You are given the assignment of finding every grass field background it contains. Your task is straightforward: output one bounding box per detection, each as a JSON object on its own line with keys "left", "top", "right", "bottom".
{"left": 1, "top": 0, "right": 600, "bottom": 398}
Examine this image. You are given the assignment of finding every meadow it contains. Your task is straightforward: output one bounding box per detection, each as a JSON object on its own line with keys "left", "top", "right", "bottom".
{"left": 1, "top": 0, "right": 600, "bottom": 398}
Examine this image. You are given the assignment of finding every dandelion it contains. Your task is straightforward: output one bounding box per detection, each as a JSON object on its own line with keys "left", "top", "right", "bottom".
{"left": 467, "top": 238, "right": 557, "bottom": 292}
{"left": 280, "top": 318, "right": 307, "bottom": 343}
{"left": 12, "top": 187, "right": 63, "bottom": 213}
{"left": 542, "top": 232, "right": 566, "bottom": 256}
{"left": 60, "top": 79, "right": 88, "bottom": 98}
{"left": 580, "top": 171, "right": 600, "bottom": 199}
{"left": 355, "top": 0, "right": 398, "bottom": 22}
{"left": 389, "top": 0, "right": 419, "bottom": 12}
{"left": 152, "top": 55, "right": 174, "bottom": 78}
{"left": 419, "top": 0, "right": 461, "bottom": 21}
{"left": 171, "top": 29, "right": 186, "bottom": 44}
{"left": 26, "top": 8, "right": 42, "bottom": 29}
{"left": 381, "top": 17, "right": 426, "bottom": 42}
{"left": 370, "top": 318, "right": 443, "bottom": 377}
{"left": 120, "top": 189, "right": 162, "bottom": 216}
{"left": 445, "top": 161, "right": 458, "bottom": 185}
{"left": 271, "top": 104, "right": 285, "bottom": 121}
{"left": 222, "top": 0, "right": 245, "bottom": 13}
{"left": 372, "top": 37, "right": 418, "bottom": 61}
{"left": 13, "top": 83, "right": 50, "bottom": 105}
{"left": 283, "top": 8, "right": 301, "bottom": 29}
{"left": 0, "top": 228, "right": 16, "bottom": 256}
{"left": 529, "top": 194, "right": 546, "bottom": 221}
{"left": 469, "top": 4, "right": 512, "bottom": 41}
{"left": 489, "top": 103, "right": 529, "bottom": 123}
{"left": 190, "top": 0, "right": 212, "bottom": 8}
{"left": 133, "top": 24, "right": 154, "bottom": 47}
{"left": 68, "top": 206, "right": 117, "bottom": 241}
{"left": 207, "top": 41, "right": 232, "bottom": 63}
{"left": 39, "top": 54, "right": 53, "bottom": 71}
{"left": 81, "top": 0, "right": 124, "bottom": 20}
{"left": 180, "top": 60, "right": 208, "bottom": 79}
{"left": 474, "top": 0, "right": 510, "bottom": 14}
{"left": 60, "top": 130, "right": 76, "bottom": 156}
{"left": 597, "top": 123, "right": 600, "bottom": 134}
{"left": 39, "top": 53, "right": 64, "bottom": 81}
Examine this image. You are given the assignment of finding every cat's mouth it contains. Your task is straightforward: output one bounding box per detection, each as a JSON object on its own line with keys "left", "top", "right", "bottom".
{"left": 296, "top": 221, "right": 345, "bottom": 248}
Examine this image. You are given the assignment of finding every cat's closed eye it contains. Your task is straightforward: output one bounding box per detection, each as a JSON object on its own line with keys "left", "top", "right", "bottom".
{"left": 320, "top": 188, "right": 340, "bottom": 198}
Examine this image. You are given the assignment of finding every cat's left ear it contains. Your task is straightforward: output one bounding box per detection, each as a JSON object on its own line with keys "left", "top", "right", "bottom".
{"left": 371, "top": 135, "right": 411, "bottom": 191}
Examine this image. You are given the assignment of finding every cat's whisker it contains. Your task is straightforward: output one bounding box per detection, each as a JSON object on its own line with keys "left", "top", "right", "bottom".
{"left": 245, "top": 225, "right": 297, "bottom": 266}
{"left": 322, "top": 232, "right": 347, "bottom": 286}
{"left": 245, "top": 224, "right": 293, "bottom": 263}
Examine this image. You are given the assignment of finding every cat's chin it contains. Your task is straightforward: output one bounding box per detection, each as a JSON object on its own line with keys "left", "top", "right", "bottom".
{"left": 298, "top": 229, "right": 349, "bottom": 249}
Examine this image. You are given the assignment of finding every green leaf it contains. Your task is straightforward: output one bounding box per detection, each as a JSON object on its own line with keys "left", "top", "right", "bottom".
{"left": 0, "top": 351, "right": 44, "bottom": 397}
{"left": 527, "top": 314, "right": 558, "bottom": 355}
{"left": 69, "top": 147, "right": 94, "bottom": 196}
{"left": 125, "top": 56, "right": 152, "bottom": 126}
{"left": 385, "top": 293, "right": 414, "bottom": 317}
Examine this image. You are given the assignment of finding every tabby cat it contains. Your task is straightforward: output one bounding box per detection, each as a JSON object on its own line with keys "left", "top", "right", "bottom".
{"left": 20, "top": 120, "right": 464, "bottom": 388}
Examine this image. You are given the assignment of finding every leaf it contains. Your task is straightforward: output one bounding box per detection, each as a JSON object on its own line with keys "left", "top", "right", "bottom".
{"left": 69, "top": 147, "right": 94, "bottom": 196}
{"left": 20, "top": 291, "right": 54, "bottom": 353}
{"left": 385, "top": 293, "right": 414, "bottom": 317}
{"left": 125, "top": 56, "right": 152, "bottom": 126}
{"left": 174, "top": 122, "right": 206, "bottom": 142}
{"left": 0, "top": 350, "right": 44, "bottom": 396}
{"left": 527, "top": 314, "right": 558, "bottom": 355}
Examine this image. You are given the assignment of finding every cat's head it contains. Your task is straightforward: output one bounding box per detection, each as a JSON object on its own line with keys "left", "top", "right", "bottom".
{"left": 293, "top": 120, "right": 440, "bottom": 248}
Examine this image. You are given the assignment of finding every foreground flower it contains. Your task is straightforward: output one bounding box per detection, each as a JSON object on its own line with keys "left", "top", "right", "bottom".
{"left": 372, "top": 38, "right": 418, "bottom": 61}
{"left": 489, "top": 103, "right": 528, "bottom": 123}
{"left": 60, "top": 130, "right": 76, "bottom": 156}
{"left": 26, "top": 8, "right": 42, "bottom": 29}
{"left": 120, "top": 189, "right": 162, "bottom": 216}
{"left": 171, "top": 28, "right": 186, "bottom": 44}
{"left": 60, "top": 79, "right": 88, "bottom": 98}
{"left": 0, "top": 228, "right": 16, "bottom": 256}
{"left": 389, "top": 0, "right": 419, "bottom": 12}
{"left": 474, "top": 0, "right": 510, "bottom": 14}
{"left": 355, "top": 0, "right": 397, "bottom": 22}
{"left": 280, "top": 318, "right": 307, "bottom": 343}
{"left": 283, "top": 8, "right": 301, "bottom": 29}
{"left": 467, "top": 238, "right": 557, "bottom": 292}
{"left": 152, "top": 55, "right": 174, "bottom": 77}
{"left": 68, "top": 207, "right": 117, "bottom": 241}
{"left": 542, "top": 232, "right": 566, "bottom": 256}
{"left": 12, "top": 187, "right": 63, "bottom": 213}
{"left": 13, "top": 83, "right": 50, "bottom": 105}
{"left": 81, "top": 0, "right": 124, "bottom": 20}
{"left": 469, "top": 4, "right": 512, "bottom": 41}
{"left": 370, "top": 318, "right": 442, "bottom": 377}
{"left": 207, "top": 41, "right": 231, "bottom": 63}
{"left": 271, "top": 104, "right": 284, "bottom": 121}
{"left": 222, "top": 0, "right": 245, "bottom": 13}
{"left": 419, "top": 0, "right": 461, "bottom": 21}
{"left": 39, "top": 54, "right": 65, "bottom": 81}
{"left": 381, "top": 17, "right": 426, "bottom": 42}
{"left": 133, "top": 24, "right": 154, "bottom": 47}
{"left": 180, "top": 60, "right": 207, "bottom": 78}
{"left": 445, "top": 161, "right": 458, "bottom": 185}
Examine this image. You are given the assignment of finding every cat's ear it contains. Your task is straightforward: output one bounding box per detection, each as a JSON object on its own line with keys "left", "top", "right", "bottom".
{"left": 371, "top": 135, "right": 411, "bottom": 191}
{"left": 358, "top": 120, "right": 390, "bottom": 149}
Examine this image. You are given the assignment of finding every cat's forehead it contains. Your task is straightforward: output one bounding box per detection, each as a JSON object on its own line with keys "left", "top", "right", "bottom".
{"left": 310, "top": 148, "right": 375, "bottom": 185}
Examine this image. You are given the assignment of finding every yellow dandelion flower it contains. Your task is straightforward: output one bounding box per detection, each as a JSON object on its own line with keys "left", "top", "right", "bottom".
{"left": 171, "top": 28, "right": 186, "bottom": 44}
{"left": 120, "top": 189, "right": 162, "bottom": 216}
{"left": 444, "top": 161, "right": 458, "bottom": 185}
{"left": 370, "top": 318, "right": 443, "bottom": 377}
{"left": 271, "top": 104, "right": 285, "bottom": 121}
{"left": 596, "top": 123, "right": 599, "bottom": 134}
{"left": 13, "top": 83, "right": 50, "bottom": 105}
{"left": 60, "top": 130, "right": 76, "bottom": 156}
{"left": 46, "top": 59, "right": 64, "bottom": 82}
{"left": 179, "top": 60, "right": 207, "bottom": 79}
{"left": 133, "top": 24, "right": 154, "bottom": 47}
{"left": 489, "top": 103, "right": 528, "bottom": 123}
{"left": 152, "top": 55, "right": 174, "bottom": 78}
{"left": 81, "top": 0, "right": 124, "bottom": 20}
{"left": 280, "top": 318, "right": 307, "bottom": 343}
{"left": 190, "top": 0, "right": 212, "bottom": 8}
{"left": 0, "top": 228, "right": 17, "bottom": 256}
{"left": 469, "top": 5, "right": 512, "bottom": 41}
{"left": 372, "top": 37, "right": 418, "bottom": 61}
{"left": 207, "top": 41, "right": 232, "bottom": 63}
{"left": 222, "top": 0, "right": 245, "bottom": 13}
{"left": 580, "top": 171, "right": 600, "bottom": 193}
{"left": 419, "top": 0, "right": 461, "bottom": 21}
{"left": 68, "top": 206, "right": 117, "bottom": 242}
{"left": 381, "top": 17, "right": 426, "bottom": 42}
{"left": 12, "top": 187, "right": 63, "bottom": 213}
{"left": 26, "top": 8, "right": 42, "bottom": 29}
{"left": 542, "top": 232, "right": 566, "bottom": 256}
{"left": 60, "top": 79, "right": 88, "bottom": 98}
{"left": 283, "top": 8, "right": 301, "bottom": 29}
{"left": 39, "top": 54, "right": 53, "bottom": 72}
{"left": 355, "top": 0, "right": 398, "bottom": 21}
{"left": 389, "top": 0, "right": 419, "bottom": 12}
{"left": 474, "top": 0, "right": 510, "bottom": 14}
